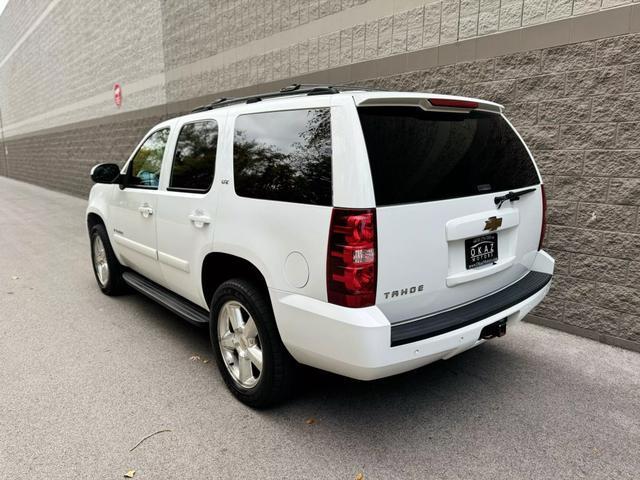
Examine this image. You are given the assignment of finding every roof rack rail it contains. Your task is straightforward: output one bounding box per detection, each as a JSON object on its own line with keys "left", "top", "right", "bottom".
{"left": 190, "top": 83, "right": 385, "bottom": 113}
{"left": 191, "top": 97, "right": 232, "bottom": 113}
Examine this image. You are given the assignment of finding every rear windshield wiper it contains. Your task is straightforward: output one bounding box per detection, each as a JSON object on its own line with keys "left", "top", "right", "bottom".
{"left": 494, "top": 187, "right": 537, "bottom": 209}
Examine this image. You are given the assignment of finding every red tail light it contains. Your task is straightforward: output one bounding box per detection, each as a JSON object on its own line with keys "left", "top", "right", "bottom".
{"left": 428, "top": 98, "right": 478, "bottom": 109}
{"left": 327, "top": 208, "right": 377, "bottom": 308}
{"left": 538, "top": 184, "right": 547, "bottom": 250}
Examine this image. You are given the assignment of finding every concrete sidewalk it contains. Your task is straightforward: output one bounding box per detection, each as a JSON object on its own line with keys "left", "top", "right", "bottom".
{"left": 1, "top": 177, "right": 639, "bottom": 479}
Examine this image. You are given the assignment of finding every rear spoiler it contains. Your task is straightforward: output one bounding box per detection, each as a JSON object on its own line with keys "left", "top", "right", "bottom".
{"left": 353, "top": 93, "right": 503, "bottom": 114}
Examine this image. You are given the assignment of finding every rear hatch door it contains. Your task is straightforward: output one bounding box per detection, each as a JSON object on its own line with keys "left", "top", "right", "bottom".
{"left": 355, "top": 95, "right": 543, "bottom": 324}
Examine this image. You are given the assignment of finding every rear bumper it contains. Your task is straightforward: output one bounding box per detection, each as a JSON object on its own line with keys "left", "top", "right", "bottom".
{"left": 271, "top": 251, "right": 554, "bottom": 381}
{"left": 391, "top": 270, "right": 552, "bottom": 346}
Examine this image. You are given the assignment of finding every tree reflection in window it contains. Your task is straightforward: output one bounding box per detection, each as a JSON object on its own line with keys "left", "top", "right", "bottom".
{"left": 233, "top": 108, "right": 332, "bottom": 205}
{"left": 170, "top": 121, "right": 218, "bottom": 191}
{"left": 130, "top": 128, "right": 170, "bottom": 188}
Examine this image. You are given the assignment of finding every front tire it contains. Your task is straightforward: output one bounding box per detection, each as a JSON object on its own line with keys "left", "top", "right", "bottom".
{"left": 210, "top": 279, "right": 295, "bottom": 408}
{"left": 89, "top": 224, "right": 127, "bottom": 296}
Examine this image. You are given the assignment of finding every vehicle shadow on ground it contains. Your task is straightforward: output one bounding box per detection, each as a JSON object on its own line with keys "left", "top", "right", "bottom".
{"left": 123, "top": 289, "right": 548, "bottom": 418}
{"left": 290, "top": 342, "right": 526, "bottom": 414}
{"left": 114, "top": 289, "right": 212, "bottom": 349}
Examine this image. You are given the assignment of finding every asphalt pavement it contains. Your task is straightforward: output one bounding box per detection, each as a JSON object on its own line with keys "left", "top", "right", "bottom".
{"left": 1, "top": 177, "right": 639, "bottom": 479}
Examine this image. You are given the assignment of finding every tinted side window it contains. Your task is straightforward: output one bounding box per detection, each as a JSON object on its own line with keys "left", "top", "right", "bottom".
{"left": 358, "top": 107, "right": 540, "bottom": 206}
{"left": 169, "top": 121, "right": 218, "bottom": 192}
{"left": 233, "top": 108, "right": 332, "bottom": 205}
{"left": 129, "top": 128, "right": 170, "bottom": 188}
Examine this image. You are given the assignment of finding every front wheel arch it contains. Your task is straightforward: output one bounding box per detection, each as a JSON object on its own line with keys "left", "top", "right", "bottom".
{"left": 87, "top": 212, "right": 105, "bottom": 235}
{"left": 89, "top": 223, "right": 127, "bottom": 296}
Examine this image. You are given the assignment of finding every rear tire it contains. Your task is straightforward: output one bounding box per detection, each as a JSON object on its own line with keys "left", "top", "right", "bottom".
{"left": 89, "top": 224, "right": 127, "bottom": 296}
{"left": 210, "top": 279, "right": 296, "bottom": 408}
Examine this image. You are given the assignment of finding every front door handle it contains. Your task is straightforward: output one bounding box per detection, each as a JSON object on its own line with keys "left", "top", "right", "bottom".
{"left": 138, "top": 204, "right": 153, "bottom": 218}
{"left": 188, "top": 210, "right": 211, "bottom": 228}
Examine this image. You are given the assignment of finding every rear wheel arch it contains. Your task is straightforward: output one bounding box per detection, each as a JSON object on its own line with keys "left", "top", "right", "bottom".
{"left": 201, "top": 252, "right": 270, "bottom": 308}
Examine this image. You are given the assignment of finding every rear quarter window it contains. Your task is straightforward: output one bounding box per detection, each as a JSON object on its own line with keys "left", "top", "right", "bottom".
{"left": 233, "top": 108, "right": 332, "bottom": 206}
{"left": 357, "top": 107, "right": 540, "bottom": 206}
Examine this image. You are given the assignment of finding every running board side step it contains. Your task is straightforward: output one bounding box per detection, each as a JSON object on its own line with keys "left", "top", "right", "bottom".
{"left": 122, "top": 271, "right": 209, "bottom": 326}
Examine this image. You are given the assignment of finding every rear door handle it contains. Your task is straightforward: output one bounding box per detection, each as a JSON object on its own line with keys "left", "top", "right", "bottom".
{"left": 188, "top": 210, "right": 211, "bottom": 228}
{"left": 138, "top": 204, "right": 153, "bottom": 218}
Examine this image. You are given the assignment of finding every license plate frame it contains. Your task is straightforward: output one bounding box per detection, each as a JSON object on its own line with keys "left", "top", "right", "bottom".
{"left": 465, "top": 233, "right": 498, "bottom": 269}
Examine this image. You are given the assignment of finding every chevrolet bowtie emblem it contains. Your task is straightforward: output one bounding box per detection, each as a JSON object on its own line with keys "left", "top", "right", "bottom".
{"left": 484, "top": 216, "right": 503, "bottom": 231}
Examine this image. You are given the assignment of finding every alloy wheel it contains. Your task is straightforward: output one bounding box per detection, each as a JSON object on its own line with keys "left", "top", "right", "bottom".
{"left": 92, "top": 236, "right": 109, "bottom": 287}
{"left": 217, "top": 300, "right": 263, "bottom": 389}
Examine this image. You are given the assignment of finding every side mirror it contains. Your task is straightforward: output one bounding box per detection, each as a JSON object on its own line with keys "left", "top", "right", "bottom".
{"left": 90, "top": 163, "right": 121, "bottom": 184}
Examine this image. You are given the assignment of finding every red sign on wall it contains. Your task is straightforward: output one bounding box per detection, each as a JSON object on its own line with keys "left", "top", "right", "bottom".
{"left": 114, "top": 83, "right": 122, "bottom": 107}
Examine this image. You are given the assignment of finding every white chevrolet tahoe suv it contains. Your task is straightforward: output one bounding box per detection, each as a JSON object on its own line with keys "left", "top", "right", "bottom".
{"left": 87, "top": 84, "right": 554, "bottom": 407}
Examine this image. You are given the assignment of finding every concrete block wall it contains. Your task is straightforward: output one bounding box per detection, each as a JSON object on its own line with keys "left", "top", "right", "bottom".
{"left": 157, "top": 0, "right": 640, "bottom": 106}
{"left": 0, "top": 0, "right": 639, "bottom": 349}
{"left": 0, "top": 0, "right": 50, "bottom": 61}
{"left": 3, "top": 0, "right": 640, "bottom": 137}
{"left": 3, "top": 113, "right": 165, "bottom": 197}
{"left": 0, "top": 0, "right": 166, "bottom": 133}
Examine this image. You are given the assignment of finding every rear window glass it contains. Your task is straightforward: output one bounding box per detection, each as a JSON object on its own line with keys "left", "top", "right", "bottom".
{"left": 233, "top": 108, "right": 332, "bottom": 206}
{"left": 357, "top": 107, "right": 540, "bottom": 206}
